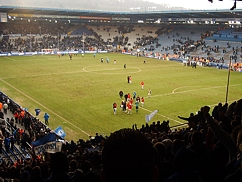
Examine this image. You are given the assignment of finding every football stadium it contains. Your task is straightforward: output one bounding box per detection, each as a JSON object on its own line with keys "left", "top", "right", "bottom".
{"left": 0, "top": 0, "right": 242, "bottom": 181}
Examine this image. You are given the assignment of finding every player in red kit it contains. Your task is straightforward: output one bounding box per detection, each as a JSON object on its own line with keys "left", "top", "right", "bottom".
{"left": 141, "top": 97, "right": 145, "bottom": 107}
{"left": 141, "top": 81, "right": 144, "bottom": 90}
{"left": 113, "top": 102, "right": 117, "bottom": 115}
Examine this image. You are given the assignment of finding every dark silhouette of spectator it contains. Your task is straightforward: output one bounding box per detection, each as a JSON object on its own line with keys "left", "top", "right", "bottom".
{"left": 0, "top": 131, "right": 4, "bottom": 154}
{"left": 45, "top": 152, "right": 73, "bottom": 182}
{"left": 153, "top": 142, "right": 174, "bottom": 182}
{"left": 84, "top": 153, "right": 102, "bottom": 182}
{"left": 165, "top": 147, "right": 203, "bottom": 182}
{"left": 178, "top": 113, "right": 198, "bottom": 130}
{"left": 101, "top": 128, "right": 159, "bottom": 182}
{"left": 172, "top": 139, "right": 185, "bottom": 155}
{"left": 212, "top": 103, "right": 222, "bottom": 120}
{"left": 30, "top": 166, "right": 44, "bottom": 182}
{"left": 0, "top": 112, "right": 6, "bottom": 135}
{"left": 4, "top": 134, "right": 11, "bottom": 152}
{"left": 162, "top": 139, "right": 174, "bottom": 163}
{"left": 20, "top": 170, "right": 30, "bottom": 182}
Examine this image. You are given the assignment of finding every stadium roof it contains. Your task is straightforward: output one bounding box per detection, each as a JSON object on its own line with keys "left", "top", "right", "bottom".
{"left": 0, "top": 5, "right": 242, "bottom": 21}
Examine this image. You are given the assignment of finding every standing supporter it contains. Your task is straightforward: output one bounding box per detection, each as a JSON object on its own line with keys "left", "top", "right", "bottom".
{"left": 24, "top": 113, "right": 32, "bottom": 130}
{"left": 30, "top": 166, "right": 45, "bottom": 182}
{"left": 3, "top": 102, "right": 8, "bottom": 114}
{"left": 0, "top": 131, "right": 4, "bottom": 154}
{"left": 178, "top": 113, "right": 198, "bottom": 130}
{"left": 84, "top": 153, "right": 102, "bottom": 182}
{"left": 101, "top": 128, "right": 159, "bottom": 182}
{"left": 9, "top": 117, "right": 15, "bottom": 129}
{"left": 19, "top": 128, "right": 25, "bottom": 141}
{"left": 19, "top": 109, "right": 25, "bottom": 125}
{"left": 0, "top": 101, "right": 2, "bottom": 112}
{"left": 10, "top": 135, "right": 14, "bottom": 150}
{"left": 45, "top": 152, "right": 73, "bottom": 182}
{"left": 164, "top": 147, "right": 203, "bottom": 182}
{"left": 14, "top": 111, "right": 19, "bottom": 123}
{"left": 0, "top": 114, "right": 6, "bottom": 135}
{"left": 44, "top": 113, "right": 50, "bottom": 125}
{"left": 4, "top": 134, "right": 11, "bottom": 152}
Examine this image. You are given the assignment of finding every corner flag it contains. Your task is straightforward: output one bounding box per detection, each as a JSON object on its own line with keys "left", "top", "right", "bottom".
{"left": 145, "top": 110, "right": 158, "bottom": 122}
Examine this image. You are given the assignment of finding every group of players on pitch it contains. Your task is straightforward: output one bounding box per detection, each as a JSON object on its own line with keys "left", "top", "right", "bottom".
{"left": 113, "top": 80, "right": 152, "bottom": 115}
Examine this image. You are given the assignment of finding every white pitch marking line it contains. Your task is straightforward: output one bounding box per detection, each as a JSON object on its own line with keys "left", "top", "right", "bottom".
{"left": 3, "top": 57, "right": 16, "bottom": 61}
{"left": 1, "top": 70, "right": 87, "bottom": 79}
{"left": 0, "top": 78, "right": 91, "bottom": 137}
{"left": 82, "top": 66, "right": 141, "bottom": 74}
{"left": 172, "top": 85, "right": 209, "bottom": 94}
{"left": 148, "top": 83, "right": 242, "bottom": 99}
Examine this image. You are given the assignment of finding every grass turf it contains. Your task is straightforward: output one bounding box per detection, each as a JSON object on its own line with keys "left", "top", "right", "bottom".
{"left": 1, "top": 53, "right": 242, "bottom": 141}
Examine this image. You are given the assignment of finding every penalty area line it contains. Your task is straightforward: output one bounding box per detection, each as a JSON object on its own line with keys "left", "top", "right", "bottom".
{"left": 150, "top": 83, "right": 242, "bottom": 98}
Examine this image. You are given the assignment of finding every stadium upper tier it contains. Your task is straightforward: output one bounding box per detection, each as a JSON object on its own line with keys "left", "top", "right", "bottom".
{"left": 0, "top": 5, "right": 242, "bottom": 24}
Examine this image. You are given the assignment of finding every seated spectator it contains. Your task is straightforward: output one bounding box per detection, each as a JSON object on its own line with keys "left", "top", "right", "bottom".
{"left": 101, "top": 128, "right": 159, "bottom": 182}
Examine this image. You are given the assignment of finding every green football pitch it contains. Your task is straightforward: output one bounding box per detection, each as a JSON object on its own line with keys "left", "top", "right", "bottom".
{"left": 1, "top": 53, "right": 242, "bottom": 141}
